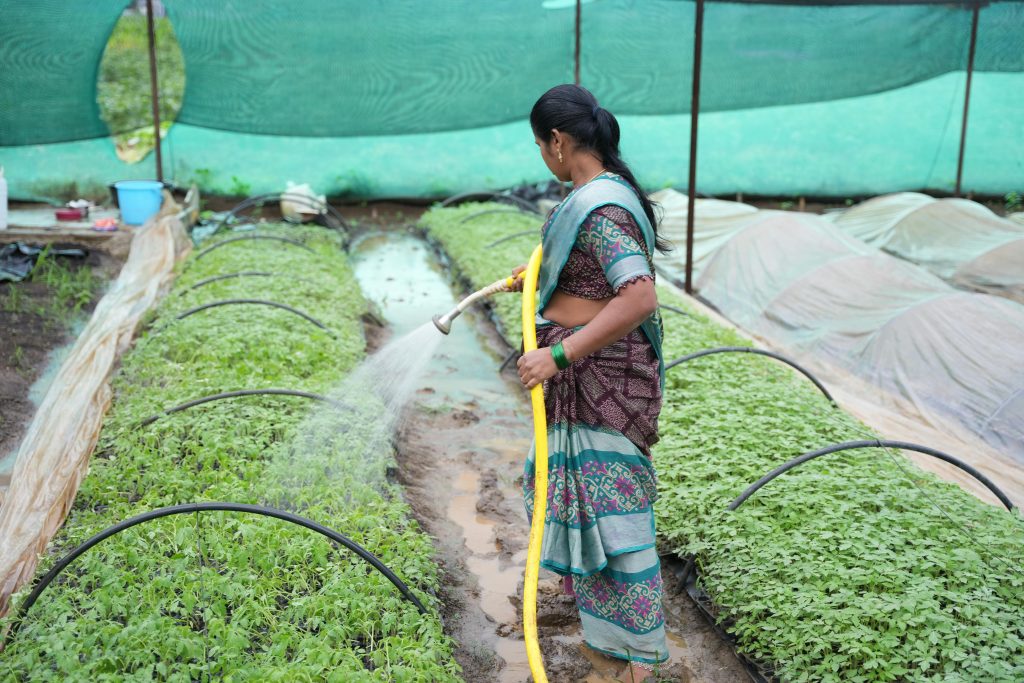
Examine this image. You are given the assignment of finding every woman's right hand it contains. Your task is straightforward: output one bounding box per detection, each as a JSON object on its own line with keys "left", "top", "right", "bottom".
{"left": 510, "top": 264, "right": 527, "bottom": 292}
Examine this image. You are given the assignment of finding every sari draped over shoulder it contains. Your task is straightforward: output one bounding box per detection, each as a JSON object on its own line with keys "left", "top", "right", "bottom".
{"left": 523, "top": 175, "right": 668, "bottom": 665}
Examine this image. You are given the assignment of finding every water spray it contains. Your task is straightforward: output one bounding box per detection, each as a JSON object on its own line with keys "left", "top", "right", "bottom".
{"left": 432, "top": 272, "right": 524, "bottom": 335}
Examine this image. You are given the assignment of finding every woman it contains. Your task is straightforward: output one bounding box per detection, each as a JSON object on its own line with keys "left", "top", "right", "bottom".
{"left": 515, "top": 84, "right": 669, "bottom": 681}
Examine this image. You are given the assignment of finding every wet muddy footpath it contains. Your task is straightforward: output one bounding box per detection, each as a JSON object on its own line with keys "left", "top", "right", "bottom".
{"left": 351, "top": 228, "right": 750, "bottom": 683}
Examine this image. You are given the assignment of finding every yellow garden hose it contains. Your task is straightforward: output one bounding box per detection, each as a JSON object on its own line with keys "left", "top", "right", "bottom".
{"left": 521, "top": 244, "right": 549, "bottom": 683}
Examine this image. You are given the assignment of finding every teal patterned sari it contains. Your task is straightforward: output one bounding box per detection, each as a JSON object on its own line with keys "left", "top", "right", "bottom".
{"left": 523, "top": 174, "right": 668, "bottom": 665}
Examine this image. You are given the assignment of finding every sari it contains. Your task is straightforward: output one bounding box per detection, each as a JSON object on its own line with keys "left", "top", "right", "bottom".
{"left": 523, "top": 174, "right": 668, "bottom": 665}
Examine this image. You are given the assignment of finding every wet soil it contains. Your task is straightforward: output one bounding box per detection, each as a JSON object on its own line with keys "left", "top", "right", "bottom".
{"left": 0, "top": 248, "right": 120, "bottom": 498}
{"left": 350, "top": 229, "right": 751, "bottom": 683}
{"left": 397, "top": 399, "right": 753, "bottom": 683}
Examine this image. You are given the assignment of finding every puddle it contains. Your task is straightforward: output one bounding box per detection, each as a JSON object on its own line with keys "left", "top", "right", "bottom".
{"left": 349, "top": 229, "right": 749, "bottom": 682}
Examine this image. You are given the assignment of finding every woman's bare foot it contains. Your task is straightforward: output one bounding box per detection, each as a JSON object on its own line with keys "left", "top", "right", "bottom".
{"left": 615, "top": 661, "right": 655, "bottom": 682}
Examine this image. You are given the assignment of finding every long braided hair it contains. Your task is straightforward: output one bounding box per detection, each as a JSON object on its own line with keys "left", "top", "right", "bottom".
{"left": 530, "top": 84, "right": 670, "bottom": 253}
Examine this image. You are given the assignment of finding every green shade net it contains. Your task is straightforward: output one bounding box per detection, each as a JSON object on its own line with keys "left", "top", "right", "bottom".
{"left": 1, "top": 0, "right": 1022, "bottom": 199}
{"left": 0, "top": 0, "right": 127, "bottom": 145}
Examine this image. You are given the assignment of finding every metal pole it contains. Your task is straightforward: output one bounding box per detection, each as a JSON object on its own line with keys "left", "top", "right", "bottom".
{"left": 955, "top": 3, "right": 980, "bottom": 197}
{"left": 574, "top": 0, "right": 582, "bottom": 85}
{"left": 145, "top": 0, "right": 164, "bottom": 182}
{"left": 685, "top": 0, "right": 705, "bottom": 293}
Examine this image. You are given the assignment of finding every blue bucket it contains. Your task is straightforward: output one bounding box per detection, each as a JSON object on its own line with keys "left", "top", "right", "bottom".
{"left": 114, "top": 180, "right": 164, "bottom": 225}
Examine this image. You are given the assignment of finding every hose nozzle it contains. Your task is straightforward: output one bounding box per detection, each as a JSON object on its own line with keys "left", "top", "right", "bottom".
{"left": 431, "top": 272, "right": 523, "bottom": 335}
{"left": 432, "top": 311, "right": 458, "bottom": 335}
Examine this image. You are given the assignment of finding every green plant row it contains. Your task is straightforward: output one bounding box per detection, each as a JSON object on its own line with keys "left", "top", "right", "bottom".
{"left": 421, "top": 204, "right": 1024, "bottom": 682}
{"left": 1, "top": 226, "right": 460, "bottom": 682}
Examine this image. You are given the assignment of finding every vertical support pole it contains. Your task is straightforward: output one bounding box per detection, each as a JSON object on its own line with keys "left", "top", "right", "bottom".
{"left": 685, "top": 0, "right": 705, "bottom": 294}
{"left": 574, "top": 0, "right": 582, "bottom": 85}
{"left": 146, "top": 0, "right": 164, "bottom": 183}
{"left": 955, "top": 2, "right": 980, "bottom": 197}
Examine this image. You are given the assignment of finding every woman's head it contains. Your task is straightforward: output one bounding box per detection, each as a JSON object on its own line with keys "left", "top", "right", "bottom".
{"left": 530, "top": 84, "right": 669, "bottom": 252}
{"left": 530, "top": 84, "right": 614, "bottom": 181}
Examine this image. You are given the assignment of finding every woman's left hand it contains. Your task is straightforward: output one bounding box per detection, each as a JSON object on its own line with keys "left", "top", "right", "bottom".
{"left": 517, "top": 348, "right": 559, "bottom": 389}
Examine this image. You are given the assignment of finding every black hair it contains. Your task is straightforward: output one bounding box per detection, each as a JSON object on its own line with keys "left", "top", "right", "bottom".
{"left": 530, "top": 84, "right": 670, "bottom": 253}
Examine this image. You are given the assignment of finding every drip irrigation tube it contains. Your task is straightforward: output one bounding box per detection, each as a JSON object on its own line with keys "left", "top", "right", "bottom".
{"left": 138, "top": 389, "right": 332, "bottom": 427}
{"left": 658, "top": 303, "right": 694, "bottom": 319}
{"left": 666, "top": 346, "right": 835, "bottom": 406}
{"left": 4, "top": 502, "right": 428, "bottom": 646}
{"left": 215, "top": 193, "right": 351, "bottom": 238}
{"left": 192, "top": 234, "right": 316, "bottom": 262}
{"left": 439, "top": 190, "right": 539, "bottom": 213}
{"left": 729, "top": 440, "right": 1016, "bottom": 512}
{"left": 670, "top": 557, "right": 772, "bottom": 683}
{"left": 459, "top": 209, "right": 541, "bottom": 227}
{"left": 174, "top": 299, "right": 333, "bottom": 334}
{"left": 486, "top": 229, "right": 539, "bottom": 249}
{"left": 178, "top": 271, "right": 320, "bottom": 296}
{"left": 179, "top": 271, "right": 275, "bottom": 294}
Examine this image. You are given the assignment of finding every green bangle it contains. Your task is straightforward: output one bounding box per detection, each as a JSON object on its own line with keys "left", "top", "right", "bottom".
{"left": 551, "top": 341, "right": 570, "bottom": 370}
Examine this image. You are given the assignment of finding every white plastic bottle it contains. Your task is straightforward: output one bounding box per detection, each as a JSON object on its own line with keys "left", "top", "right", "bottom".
{"left": 0, "top": 166, "right": 7, "bottom": 230}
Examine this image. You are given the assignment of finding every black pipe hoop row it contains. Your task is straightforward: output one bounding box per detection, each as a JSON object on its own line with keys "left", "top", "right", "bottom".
{"left": 4, "top": 502, "right": 428, "bottom": 646}
{"left": 728, "top": 440, "right": 1016, "bottom": 512}
{"left": 666, "top": 346, "right": 836, "bottom": 406}
{"left": 658, "top": 303, "right": 695, "bottom": 320}
{"left": 459, "top": 208, "right": 541, "bottom": 228}
{"left": 485, "top": 229, "right": 539, "bottom": 249}
{"left": 138, "top": 389, "right": 333, "bottom": 427}
{"left": 215, "top": 193, "right": 351, "bottom": 240}
{"left": 193, "top": 234, "right": 316, "bottom": 264}
{"left": 178, "top": 271, "right": 319, "bottom": 296}
{"left": 172, "top": 299, "right": 335, "bottom": 336}
{"left": 439, "top": 190, "right": 539, "bottom": 213}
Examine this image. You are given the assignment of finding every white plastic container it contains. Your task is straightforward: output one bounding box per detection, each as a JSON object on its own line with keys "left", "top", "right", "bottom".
{"left": 0, "top": 166, "right": 8, "bottom": 230}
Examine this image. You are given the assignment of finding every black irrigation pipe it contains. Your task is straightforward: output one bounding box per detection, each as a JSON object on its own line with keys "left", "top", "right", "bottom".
{"left": 666, "top": 346, "right": 836, "bottom": 406}
{"left": 486, "top": 229, "right": 538, "bottom": 249}
{"left": 4, "top": 502, "right": 428, "bottom": 646}
{"left": 174, "top": 299, "right": 333, "bottom": 335}
{"left": 658, "top": 303, "right": 694, "bottom": 319}
{"left": 459, "top": 208, "right": 541, "bottom": 227}
{"left": 215, "top": 193, "right": 351, "bottom": 238}
{"left": 669, "top": 557, "right": 773, "bottom": 683}
{"left": 138, "top": 389, "right": 332, "bottom": 427}
{"left": 179, "top": 270, "right": 275, "bottom": 294}
{"left": 729, "top": 440, "right": 1016, "bottom": 512}
{"left": 178, "top": 271, "right": 320, "bottom": 296}
{"left": 439, "top": 190, "right": 539, "bottom": 213}
{"left": 192, "top": 234, "right": 316, "bottom": 263}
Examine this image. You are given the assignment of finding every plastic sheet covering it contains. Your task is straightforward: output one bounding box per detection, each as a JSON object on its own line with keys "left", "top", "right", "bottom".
{"left": 683, "top": 206, "right": 1024, "bottom": 500}
{"left": 0, "top": 199, "right": 190, "bottom": 616}
{"left": 650, "top": 189, "right": 757, "bottom": 281}
{"left": 0, "top": 243, "right": 85, "bottom": 282}
{"left": 827, "top": 193, "right": 1024, "bottom": 302}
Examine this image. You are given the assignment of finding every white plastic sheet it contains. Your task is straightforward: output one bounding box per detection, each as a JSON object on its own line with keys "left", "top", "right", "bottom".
{"left": 0, "top": 205, "right": 190, "bottom": 616}
{"left": 653, "top": 191, "right": 1024, "bottom": 504}
{"left": 827, "top": 192, "right": 1024, "bottom": 302}
{"left": 695, "top": 210, "right": 1024, "bottom": 461}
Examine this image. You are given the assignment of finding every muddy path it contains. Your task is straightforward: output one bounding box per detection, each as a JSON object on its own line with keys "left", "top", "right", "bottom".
{"left": 350, "top": 228, "right": 750, "bottom": 682}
